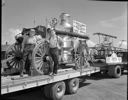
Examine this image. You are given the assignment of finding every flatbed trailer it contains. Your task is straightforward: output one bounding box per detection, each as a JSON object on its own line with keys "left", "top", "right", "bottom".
{"left": 1, "top": 66, "right": 100, "bottom": 99}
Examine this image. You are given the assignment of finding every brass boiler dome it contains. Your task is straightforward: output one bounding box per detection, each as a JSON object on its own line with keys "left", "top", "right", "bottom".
{"left": 59, "top": 13, "right": 72, "bottom": 30}
{"left": 59, "top": 13, "right": 70, "bottom": 21}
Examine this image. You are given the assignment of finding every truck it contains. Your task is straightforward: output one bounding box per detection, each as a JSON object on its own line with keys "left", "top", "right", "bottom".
{"left": 89, "top": 32, "right": 127, "bottom": 78}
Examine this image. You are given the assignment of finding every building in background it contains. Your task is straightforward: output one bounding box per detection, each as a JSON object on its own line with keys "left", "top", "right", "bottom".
{"left": 1, "top": 42, "right": 10, "bottom": 60}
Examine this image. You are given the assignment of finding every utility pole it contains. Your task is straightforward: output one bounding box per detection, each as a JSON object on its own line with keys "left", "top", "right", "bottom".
{"left": 33, "top": 17, "right": 36, "bottom": 27}
{"left": 45, "top": 17, "right": 48, "bottom": 38}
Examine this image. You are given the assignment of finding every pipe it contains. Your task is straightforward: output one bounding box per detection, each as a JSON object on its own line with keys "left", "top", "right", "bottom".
{"left": 55, "top": 30, "right": 89, "bottom": 39}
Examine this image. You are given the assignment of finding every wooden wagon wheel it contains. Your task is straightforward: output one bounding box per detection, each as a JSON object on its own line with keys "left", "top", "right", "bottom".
{"left": 89, "top": 49, "right": 98, "bottom": 62}
{"left": 74, "top": 53, "right": 81, "bottom": 69}
{"left": 5, "top": 43, "right": 25, "bottom": 73}
{"left": 75, "top": 48, "right": 90, "bottom": 69}
{"left": 32, "top": 41, "right": 53, "bottom": 74}
{"left": 74, "top": 41, "right": 86, "bottom": 69}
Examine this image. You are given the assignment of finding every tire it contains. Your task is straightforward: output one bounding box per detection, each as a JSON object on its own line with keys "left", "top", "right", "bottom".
{"left": 66, "top": 78, "right": 79, "bottom": 94}
{"left": 50, "top": 81, "right": 66, "bottom": 100}
{"left": 108, "top": 65, "right": 121, "bottom": 78}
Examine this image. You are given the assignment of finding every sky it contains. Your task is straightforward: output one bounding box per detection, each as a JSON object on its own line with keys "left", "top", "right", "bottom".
{"left": 2, "top": 0, "right": 127, "bottom": 48}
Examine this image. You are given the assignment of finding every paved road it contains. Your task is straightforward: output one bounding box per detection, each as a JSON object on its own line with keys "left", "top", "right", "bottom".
{"left": 2, "top": 72, "right": 127, "bottom": 100}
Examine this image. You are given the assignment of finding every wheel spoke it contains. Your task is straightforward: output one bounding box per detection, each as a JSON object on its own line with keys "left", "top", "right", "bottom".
{"left": 40, "top": 62, "right": 44, "bottom": 71}
{"left": 35, "top": 58, "right": 42, "bottom": 63}
{"left": 36, "top": 51, "right": 42, "bottom": 57}
{"left": 8, "top": 57, "right": 15, "bottom": 64}
{"left": 37, "top": 61, "right": 43, "bottom": 70}
{"left": 14, "top": 45, "right": 18, "bottom": 51}
{"left": 8, "top": 60, "right": 14, "bottom": 66}
{"left": 8, "top": 61, "right": 14, "bottom": 67}
{"left": 11, "top": 60, "right": 16, "bottom": 68}
{"left": 10, "top": 59, "right": 17, "bottom": 67}
{"left": 7, "top": 52, "right": 15, "bottom": 57}
{"left": 35, "top": 59, "right": 42, "bottom": 64}
{"left": 6, "top": 56, "right": 14, "bottom": 61}
{"left": 11, "top": 47, "right": 15, "bottom": 53}
{"left": 10, "top": 48, "right": 16, "bottom": 54}
{"left": 37, "top": 65, "right": 42, "bottom": 71}
{"left": 38, "top": 47, "right": 43, "bottom": 55}
{"left": 14, "top": 61, "right": 18, "bottom": 68}
{"left": 38, "top": 49, "right": 42, "bottom": 55}
{"left": 37, "top": 60, "right": 43, "bottom": 66}
{"left": 35, "top": 57, "right": 42, "bottom": 60}
{"left": 41, "top": 62, "right": 46, "bottom": 69}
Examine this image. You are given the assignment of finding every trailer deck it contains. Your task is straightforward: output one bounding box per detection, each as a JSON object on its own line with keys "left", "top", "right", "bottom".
{"left": 1, "top": 66, "right": 100, "bottom": 95}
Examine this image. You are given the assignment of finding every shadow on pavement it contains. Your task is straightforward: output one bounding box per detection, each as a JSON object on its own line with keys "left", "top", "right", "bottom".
{"left": 85, "top": 72, "right": 113, "bottom": 80}
{"left": 1, "top": 86, "right": 49, "bottom": 100}
{"left": 79, "top": 82, "right": 91, "bottom": 88}
{"left": 86, "top": 70, "right": 127, "bottom": 80}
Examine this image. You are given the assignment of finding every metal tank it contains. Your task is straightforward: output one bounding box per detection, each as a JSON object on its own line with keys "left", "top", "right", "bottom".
{"left": 62, "top": 36, "right": 74, "bottom": 62}
{"left": 59, "top": 13, "right": 73, "bottom": 62}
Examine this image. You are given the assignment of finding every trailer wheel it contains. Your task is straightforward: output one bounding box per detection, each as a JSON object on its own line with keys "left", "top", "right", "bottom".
{"left": 50, "top": 81, "right": 66, "bottom": 100}
{"left": 66, "top": 78, "right": 79, "bottom": 94}
{"left": 108, "top": 65, "right": 121, "bottom": 78}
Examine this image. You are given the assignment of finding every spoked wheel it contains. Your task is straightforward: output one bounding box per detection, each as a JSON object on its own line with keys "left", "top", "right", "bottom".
{"left": 83, "top": 56, "right": 90, "bottom": 68}
{"left": 32, "top": 41, "right": 53, "bottom": 75}
{"left": 75, "top": 54, "right": 90, "bottom": 69}
{"left": 89, "top": 49, "right": 98, "bottom": 62}
{"left": 74, "top": 53, "right": 81, "bottom": 70}
{"left": 5, "top": 43, "right": 25, "bottom": 74}
{"left": 83, "top": 48, "right": 90, "bottom": 68}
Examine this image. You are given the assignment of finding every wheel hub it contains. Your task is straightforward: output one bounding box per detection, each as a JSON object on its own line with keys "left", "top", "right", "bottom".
{"left": 73, "top": 82, "right": 76, "bottom": 87}
{"left": 117, "top": 68, "right": 120, "bottom": 74}
{"left": 15, "top": 53, "right": 23, "bottom": 60}
{"left": 57, "top": 86, "right": 62, "bottom": 92}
